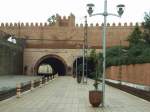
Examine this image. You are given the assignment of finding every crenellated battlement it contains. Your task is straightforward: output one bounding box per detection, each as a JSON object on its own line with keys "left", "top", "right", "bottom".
{"left": 0, "top": 14, "right": 76, "bottom": 28}
{"left": 0, "top": 13, "right": 143, "bottom": 28}
{"left": 75, "top": 22, "right": 143, "bottom": 28}
{"left": 55, "top": 13, "right": 75, "bottom": 27}
{"left": 0, "top": 21, "right": 143, "bottom": 28}
{"left": 0, "top": 22, "right": 53, "bottom": 27}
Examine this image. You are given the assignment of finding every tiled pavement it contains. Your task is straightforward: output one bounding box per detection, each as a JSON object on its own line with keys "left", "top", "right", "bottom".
{"left": 0, "top": 76, "right": 150, "bottom": 112}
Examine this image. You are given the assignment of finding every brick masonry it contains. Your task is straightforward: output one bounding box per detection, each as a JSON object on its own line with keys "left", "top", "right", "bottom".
{"left": 106, "top": 63, "right": 150, "bottom": 86}
{"left": 0, "top": 14, "right": 135, "bottom": 49}
{"left": 0, "top": 14, "right": 138, "bottom": 75}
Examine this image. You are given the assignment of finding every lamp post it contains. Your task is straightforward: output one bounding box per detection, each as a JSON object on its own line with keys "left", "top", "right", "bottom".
{"left": 86, "top": 0, "right": 125, "bottom": 107}
{"left": 76, "top": 57, "right": 78, "bottom": 77}
{"left": 82, "top": 16, "right": 88, "bottom": 84}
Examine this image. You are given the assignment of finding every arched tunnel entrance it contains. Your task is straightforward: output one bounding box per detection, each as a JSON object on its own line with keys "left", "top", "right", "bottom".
{"left": 73, "top": 57, "right": 84, "bottom": 76}
{"left": 35, "top": 55, "right": 67, "bottom": 76}
{"left": 73, "top": 56, "right": 92, "bottom": 78}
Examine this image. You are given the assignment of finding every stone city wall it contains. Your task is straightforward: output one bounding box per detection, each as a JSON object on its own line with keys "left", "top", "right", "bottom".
{"left": 0, "top": 14, "right": 139, "bottom": 49}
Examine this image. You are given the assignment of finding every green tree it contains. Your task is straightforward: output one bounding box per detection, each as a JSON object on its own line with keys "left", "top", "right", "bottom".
{"left": 143, "top": 12, "right": 150, "bottom": 44}
{"left": 87, "top": 49, "right": 103, "bottom": 80}
{"left": 87, "top": 49, "right": 97, "bottom": 79}
{"left": 47, "top": 15, "right": 57, "bottom": 25}
{"left": 127, "top": 25, "right": 143, "bottom": 46}
{"left": 143, "top": 12, "right": 150, "bottom": 30}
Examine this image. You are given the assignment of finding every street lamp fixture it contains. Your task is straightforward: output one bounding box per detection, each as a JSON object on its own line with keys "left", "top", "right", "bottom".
{"left": 86, "top": 0, "right": 125, "bottom": 107}
{"left": 87, "top": 3, "right": 95, "bottom": 16}
{"left": 117, "top": 4, "right": 125, "bottom": 17}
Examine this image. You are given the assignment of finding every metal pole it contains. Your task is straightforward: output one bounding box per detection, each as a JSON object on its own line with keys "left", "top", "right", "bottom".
{"left": 82, "top": 15, "right": 88, "bottom": 84}
{"left": 85, "top": 16, "right": 88, "bottom": 83}
{"left": 87, "top": 0, "right": 124, "bottom": 107}
{"left": 82, "top": 44, "right": 85, "bottom": 83}
{"left": 76, "top": 57, "right": 77, "bottom": 77}
{"left": 119, "top": 38, "right": 122, "bottom": 84}
{"left": 102, "top": 0, "right": 107, "bottom": 107}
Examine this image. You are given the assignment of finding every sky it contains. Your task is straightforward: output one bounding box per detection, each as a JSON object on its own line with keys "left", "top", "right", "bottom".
{"left": 0, "top": 0, "right": 150, "bottom": 25}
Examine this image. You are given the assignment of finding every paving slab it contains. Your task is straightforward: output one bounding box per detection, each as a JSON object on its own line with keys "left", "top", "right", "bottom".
{"left": 0, "top": 76, "right": 150, "bottom": 112}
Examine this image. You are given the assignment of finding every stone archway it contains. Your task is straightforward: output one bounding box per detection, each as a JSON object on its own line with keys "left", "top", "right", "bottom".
{"left": 34, "top": 54, "right": 67, "bottom": 76}
{"left": 72, "top": 56, "right": 83, "bottom": 75}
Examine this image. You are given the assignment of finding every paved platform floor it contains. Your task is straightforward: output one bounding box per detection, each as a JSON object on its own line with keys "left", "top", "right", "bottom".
{"left": 0, "top": 76, "right": 150, "bottom": 112}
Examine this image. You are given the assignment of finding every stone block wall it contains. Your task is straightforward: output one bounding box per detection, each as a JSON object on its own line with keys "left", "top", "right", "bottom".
{"left": 0, "top": 40, "right": 23, "bottom": 75}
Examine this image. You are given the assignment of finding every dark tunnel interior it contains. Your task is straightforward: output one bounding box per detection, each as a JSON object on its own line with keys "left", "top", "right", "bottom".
{"left": 37, "top": 57, "right": 66, "bottom": 76}
{"left": 73, "top": 57, "right": 83, "bottom": 74}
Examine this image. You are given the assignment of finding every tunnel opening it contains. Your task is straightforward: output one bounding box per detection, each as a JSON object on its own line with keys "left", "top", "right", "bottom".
{"left": 73, "top": 56, "right": 90, "bottom": 77}
{"left": 73, "top": 57, "right": 83, "bottom": 76}
{"left": 35, "top": 55, "right": 67, "bottom": 76}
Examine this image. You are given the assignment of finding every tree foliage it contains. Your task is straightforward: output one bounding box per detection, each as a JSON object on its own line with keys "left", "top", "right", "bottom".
{"left": 47, "top": 15, "right": 57, "bottom": 25}
{"left": 127, "top": 26, "right": 143, "bottom": 46}
{"left": 104, "top": 12, "right": 150, "bottom": 66}
{"left": 87, "top": 49, "right": 98, "bottom": 79}
{"left": 143, "top": 12, "right": 150, "bottom": 44}
{"left": 127, "top": 12, "right": 150, "bottom": 45}
{"left": 143, "top": 12, "right": 150, "bottom": 30}
{"left": 89, "top": 50, "right": 103, "bottom": 79}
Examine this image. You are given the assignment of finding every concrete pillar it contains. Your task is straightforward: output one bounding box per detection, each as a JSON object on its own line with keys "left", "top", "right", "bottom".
{"left": 31, "top": 80, "right": 34, "bottom": 91}
{"left": 16, "top": 83, "right": 21, "bottom": 98}
{"left": 39, "top": 79, "right": 42, "bottom": 88}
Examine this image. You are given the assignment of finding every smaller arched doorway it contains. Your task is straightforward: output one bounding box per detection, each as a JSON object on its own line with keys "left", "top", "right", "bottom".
{"left": 34, "top": 55, "right": 67, "bottom": 76}
{"left": 72, "top": 57, "right": 83, "bottom": 75}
